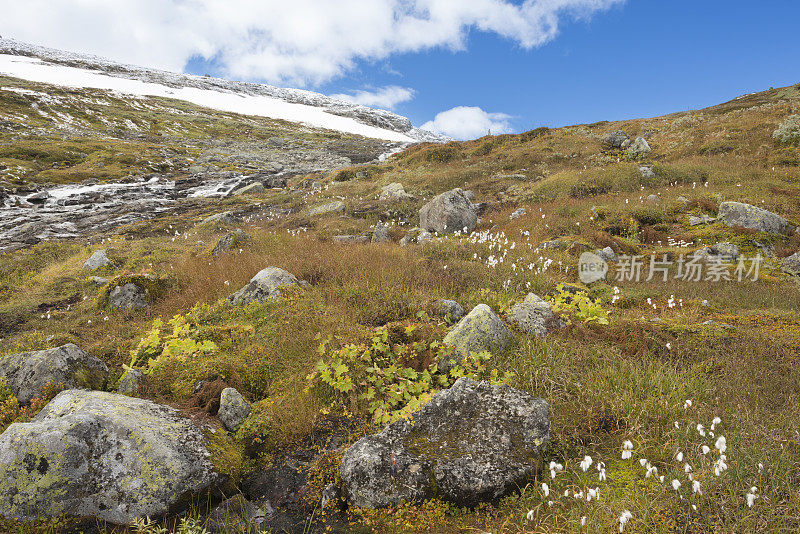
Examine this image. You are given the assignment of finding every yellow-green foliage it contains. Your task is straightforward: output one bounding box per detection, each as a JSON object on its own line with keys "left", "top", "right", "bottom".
{"left": 549, "top": 285, "right": 610, "bottom": 324}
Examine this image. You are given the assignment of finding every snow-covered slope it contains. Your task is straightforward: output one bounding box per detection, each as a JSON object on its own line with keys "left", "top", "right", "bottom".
{"left": 0, "top": 39, "right": 446, "bottom": 143}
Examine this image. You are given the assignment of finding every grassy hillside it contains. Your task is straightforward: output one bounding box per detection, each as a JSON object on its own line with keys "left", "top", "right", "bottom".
{"left": 0, "top": 81, "right": 799, "bottom": 533}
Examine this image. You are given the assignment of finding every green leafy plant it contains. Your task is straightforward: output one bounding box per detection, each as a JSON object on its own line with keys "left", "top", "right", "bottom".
{"left": 549, "top": 285, "right": 610, "bottom": 325}
{"left": 307, "top": 325, "right": 514, "bottom": 425}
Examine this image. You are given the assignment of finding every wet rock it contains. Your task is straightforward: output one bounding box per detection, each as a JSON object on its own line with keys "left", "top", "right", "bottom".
{"left": 83, "top": 249, "right": 110, "bottom": 270}
{"left": 309, "top": 201, "right": 345, "bottom": 216}
{"left": 212, "top": 229, "right": 252, "bottom": 256}
{"left": 507, "top": 294, "right": 566, "bottom": 336}
{"left": 339, "top": 377, "right": 549, "bottom": 508}
{"left": 718, "top": 201, "right": 790, "bottom": 234}
{"left": 419, "top": 188, "right": 478, "bottom": 235}
{"left": 441, "top": 304, "right": 512, "bottom": 372}
{"left": 0, "top": 343, "right": 109, "bottom": 405}
{"left": 228, "top": 267, "right": 303, "bottom": 305}
{"left": 432, "top": 299, "right": 464, "bottom": 323}
{"left": 109, "top": 283, "right": 149, "bottom": 311}
{"left": 0, "top": 390, "right": 218, "bottom": 524}
{"left": 379, "top": 183, "right": 414, "bottom": 201}
{"left": 218, "top": 387, "right": 251, "bottom": 431}
{"left": 627, "top": 136, "right": 651, "bottom": 159}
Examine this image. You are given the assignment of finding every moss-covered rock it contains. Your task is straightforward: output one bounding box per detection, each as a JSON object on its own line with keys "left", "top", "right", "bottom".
{"left": 718, "top": 201, "right": 790, "bottom": 235}
{"left": 0, "top": 390, "right": 219, "bottom": 524}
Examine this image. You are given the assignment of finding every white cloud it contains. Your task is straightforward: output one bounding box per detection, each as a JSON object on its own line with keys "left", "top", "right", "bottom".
{"left": 0, "top": 0, "right": 624, "bottom": 86}
{"left": 421, "top": 106, "right": 514, "bottom": 140}
{"left": 331, "top": 86, "right": 415, "bottom": 110}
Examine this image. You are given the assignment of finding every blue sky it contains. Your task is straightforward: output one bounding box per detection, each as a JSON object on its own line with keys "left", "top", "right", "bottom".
{"left": 5, "top": 0, "right": 800, "bottom": 140}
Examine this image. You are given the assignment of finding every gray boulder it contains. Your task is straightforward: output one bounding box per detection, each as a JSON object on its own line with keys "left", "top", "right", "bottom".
{"left": 602, "top": 130, "right": 629, "bottom": 149}
{"left": 538, "top": 239, "right": 566, "bottom": 250}
{"left": 212, "top": 229, "right": 252, "bottom": 256}
{"left": 432, "top": 299, "right": 464, "bottom": 323}
{"left": 639, "top": 165, "right": 655, "bottom": 179}
{"left": 0, "top": 343, "right": 109, "bottom": 405}
{"left": 627, "top": 136, "right": 651, "bottom": 159}
{"left": 372, "top": 223, "right": 391, "bottom": 243}
{"left": 595, "top": 246, "right": 618, "bottom": 263}
{"left": 718, "top": 202, "right": 790, "bottom": 234}
{"left": 696, "top": 242, "right": 739, "bottom": 262}
{"left": 339, "top": 377, "right": 549, "bottom": 508}
{"left": 218, "top": 387, "right": 251, "bottom": 431}
{"left": 309, "top": 201, "right": 345, "bottom": 216}
{"left": 781, "top": 251, "right": 800, "bottom": 275}
{"left": 379, "top": 183, "right": 414, "bottom": 201}
{"left": 0, "top": 390, "right": 218, "bottom": 524}
{"left": 441, "top": 304, "right": 512, "bottom": 372}
{"left": 419, "top": 188, "right": 478, "bottom": 235}
{"left": 83, "top": 250, "right": 110, "bottom": 270}
{"left": 510, "top": 207, "right": 527, "bottom": 220}
{"left": 202, "top": 211, "right": 237, "bottom": 226}
{"left": 109, "top": 283, "right": 149, "bottom": 311}
{"left": 232, "top": 182, "right": 266, "bottom": 196}
{"left": 228, "top": 267, "right": 303, "bottom": 305}
{"left": 399, "top": 228, "right": 433, "bottom": 246}
{"left": 117, "top": 368, "right": 144, "bottom": 395}
{"left": 507, "top": 294, "right": 566, "bottom": 336}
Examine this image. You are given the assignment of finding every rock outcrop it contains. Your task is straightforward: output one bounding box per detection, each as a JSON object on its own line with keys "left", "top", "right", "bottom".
{"left": 419, "top": 188, "right": 478, "bottom": 235}
{"left": 0, "top": 343, "right": 109, "bottom": 404}
{"left": 339, "top": 377, "right": 549, "bottom": 509}
{"left": 0, "top": 390, "right": 218, "bottom": 524}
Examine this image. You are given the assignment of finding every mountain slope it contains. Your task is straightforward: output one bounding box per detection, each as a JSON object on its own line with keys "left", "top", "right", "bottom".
{"left": 0, "top": 38, "right": 445, "bottom": 143}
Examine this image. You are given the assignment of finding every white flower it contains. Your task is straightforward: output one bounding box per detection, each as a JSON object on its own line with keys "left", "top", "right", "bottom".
{"left": 696, "top": 424, "right": 706, "bottom": 437}
{"left": 581, "top": 516, "right": 587, "bottom": 526}
{"left": 619, "top": 510, "right": 633, "bottom": 532}
{"left": 672, "top": 479, "right": 681, "bottom": 491}
{"left": 711, "top": 416, "right": 721, "bottom": 430}
{"left": 542, "top": 482, "right": 550, "bottom": 498}
{"left": 715, "top": 436, "right": 727, "bottom": 453}
{"left": 676, "top": 451, "right": 684, "bottom": 462}
{"left": 702, "top": 445, "right": 711, "bottom": 455}
{"left": 622, "top": 440, "right": 633, "bottom": 459}
{"left": 639, "top": 458, "right": 648, "bottom": 467}
{"left": 526, "top": 509, "right": 535, "bottom": 521}
{"left": 684, "top": 399, "right": 693, "bottom": 409}
{"left": 666, "top": 342, "right": 672, "bottom": 350}
{"left": 587, "top": 487, "right": 599, "bottom": 501}
{"left": 746, "top": 490, "right": 758, "bottom": 508}
{"left": 692, "top": 480, "right": 702, "bottom": 495}
{"left": 580, "top": 455, "right": 593, "bottom": 472}
{"left": 684, "top": 463, "right": 693, "bottom": 474}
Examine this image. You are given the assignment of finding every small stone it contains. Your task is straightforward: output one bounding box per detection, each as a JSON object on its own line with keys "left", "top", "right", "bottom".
{"left": 379, "top": 183, "right": 414, "bottom": 201}
{"left": 432, "top": 299, "right": 465, "bottom": 323}
{"left": 309, "top": 201, "right": 345, "bottom": 216}
{"left": 595, "top": 246, "right": 618, "bottom": 263}
{"left": 228, "top": 267, "right": 303, "bottom": 305}
{"left": 372, "top": 223, "right": 391, "bottom": 243}
{"left": 212, "top": 230, "right": 252, "bottom": 256}
{"left": 83, "top": 250, "right": 110, "bottom": 270}
{"left": 510, "top": 207, "right": 527, "bottom": 220}
{"left": 117, "top": 368, "right": 144, "bottom": 395}
{"left": 232, "top": 182, "right": 266, "bottom": 196}
{"left": 218, "top": 388, "right": 251, "bottom": 431}
{"left": 627, "top": 136, "right": 652, "bottom": 159}
{"left": 646, "top": 194, "right": 661, "bottom": 203}
{"left": 90, "top": 276, "right": 109, "bottom": 285}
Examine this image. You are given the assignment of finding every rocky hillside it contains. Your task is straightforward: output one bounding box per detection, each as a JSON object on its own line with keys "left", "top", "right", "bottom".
{"left": 0, "top": 74, "right": 799, "bottom": 534}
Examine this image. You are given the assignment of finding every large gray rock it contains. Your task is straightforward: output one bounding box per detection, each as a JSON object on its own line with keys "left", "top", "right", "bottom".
{"left": 83, "top": 250, "right": 110, "bottom": 270}
{"left": 717, "top": 202, "right": 790, "bottom": 234}
{"left": 218, "top": 387, "right": 251, "bottom": 431}
{"left": 627, "top": 136, "right": 651, "bottom": 159}
{"left": 0, "top": 344, "right": 109, "bottom": 405}
{"left": 507, "top": 294, "right": 566, "bottom": 336}
{"left": 309, "top": 201, "right": 345, "bottom": 216}
{"left": 339, "top": 377, "right": 549, "bottom": 509}
{"left": 419, "top": 188, "right": 478, "bottom": 235}
{"left": 441, "top": 304, "right": 512, "bottom": 372}
{"left": 0, "top": 390, "right": 218, "bottom": 524}
{"left": 228, "top": 267, "right": 303, "bottom": 305}
{"left": 379, "top": 183, "right": 414, "bottom": 201}
{"left": 601, "top": 130, "right": 629, "bottom": 149}
{"left": 109, "top": 283, "right": 149, "bottom": 311}
{"left": 782, "top": 251, "right": 800, "bottom": 275}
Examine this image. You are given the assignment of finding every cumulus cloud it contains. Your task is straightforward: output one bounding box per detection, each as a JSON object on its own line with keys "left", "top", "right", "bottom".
{"left": 421, "top": 106, "right": 514, "bottom": 140}
{"left": 331, "top": 86, "right": 416, "bottom": 110}
{"left": 1, "top": 0, "right": 624, "bottom": 86}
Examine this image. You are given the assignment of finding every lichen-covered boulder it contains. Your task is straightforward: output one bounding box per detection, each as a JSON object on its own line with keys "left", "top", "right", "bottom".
{"left": 212, "top": 229, "right": 252, "bottom": 256}
{"left": 218, "top": 387, "right": 251, "bottom": 431}
{"left": 717, "top": 202, "right": 790, "bottom": 234}
{"left": 0, "top": 390, "right": 218, "bottom": 524}
{"left": 309, "top": 201, "right": 345, "bottom": 216}
{"left": 108, "top": 282, "right": 149, "bottom": 311}
{"left": 507, "top": 294, "right": 566, "bottom": 336}
{"left": 782, "top": 251, "right": 800, "bottom": 275}
{"left": 0, "top": 343, "right": 108, "bottom": 404}
{"left": 339, "top": 377, "right": 549, "bottom": 509}
{"left": 441, "top": 304, "right": 512, "bottom": 372}
{"left": 627, "top": 136, "right": 651, "bottom": 159}
{"left": 432, "top": 299, "right": 464, "bottom": 323}
{"left": 83, "top": 250, "right": 110, "bottom": 270}
{"left": 228, "top": 267, "right": 303, "bottom": 305}
{"left": 419, "top": 188, "right": 478, "bottom": 235}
